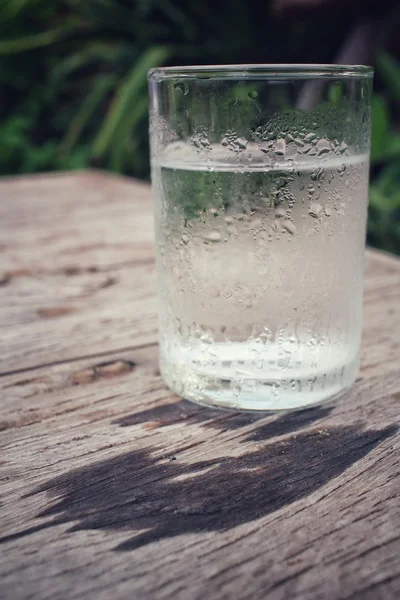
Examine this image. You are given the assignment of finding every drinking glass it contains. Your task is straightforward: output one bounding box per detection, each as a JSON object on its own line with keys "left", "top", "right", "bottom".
{"left": 148, "top": 65, "right": 373, "bottom": 411}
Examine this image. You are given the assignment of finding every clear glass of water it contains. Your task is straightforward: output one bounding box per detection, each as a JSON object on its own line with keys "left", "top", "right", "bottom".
{"left": 148, "top": 64, "right": 373, "bottom": 411}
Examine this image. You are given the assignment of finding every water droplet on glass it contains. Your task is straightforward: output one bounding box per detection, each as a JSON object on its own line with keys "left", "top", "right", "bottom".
{"left": 275, "top": 139, "right": 286, "bottom": 156}
{"left": 174, "top": 82, "right": 189, "bottom": 96}
{"left": 324, "top": 207, "right": 332, "bottom": 217}
{"left": 316, "top": 139, "right": 330, "bottom": 156}
{"left": 248, "top": 90, "right": 258, "bottom": 99}
{"left": 307, "top": 378, "right": 316, "bottom": 392}
{"left": 251, "top": 218, "right": 262, "bottom": 229}
{"left": 309, "top": 202, "right": 323, "bottom": 218}
{"left": 231, "top": 381, "right": 242, "bottom": 397}
{"left": 204, "top": 230, "right": 221, "bottom": 243}
{"left": 282, "top": 220, "right": 296, "bottom": 235}
{"left": 311, "top": 167, "right": 324, "bottom": 181}
{"left": 192, "top": 129, "right": 210, "bottom": 151}
{"left": 275, "top": 207, "right": 286, "bottom": 218}
{"left": 181, "top": 233, "right": 189, "bottom": 244}
{"left": 225, "top": 216, "right": 234, "bottom": 224}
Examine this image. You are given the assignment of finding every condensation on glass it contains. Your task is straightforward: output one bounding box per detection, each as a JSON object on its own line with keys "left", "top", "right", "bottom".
{"left": 148, "top": 64, "right": 373, "bottom": 411}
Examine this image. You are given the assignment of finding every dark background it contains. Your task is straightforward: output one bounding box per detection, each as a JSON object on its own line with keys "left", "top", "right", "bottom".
{"left": 1, "top": 0, "right": 399, "bottom": 254}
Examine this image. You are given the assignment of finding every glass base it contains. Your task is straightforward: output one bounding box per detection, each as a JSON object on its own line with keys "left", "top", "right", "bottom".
{"left": 160, "top": 341, "right": 359, "bottom": 412}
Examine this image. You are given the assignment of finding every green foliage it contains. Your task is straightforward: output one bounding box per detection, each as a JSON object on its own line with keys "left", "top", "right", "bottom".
{"left": 371, "top": 95, "right": 390, "bottom": 164}
{"left": 0, "top": 1, "right": 399, "bottom": 253}
{"left": 92, "top": 45, "right": 170, "bottom": 171}
{"left": 367, "top": 54, "right": 400, "bottom": 254}
{"left": 0, "top": 0, "right": 345, "bottom": 179}
{"left": 376, "top": 52, "right": 400, "bottom": 106}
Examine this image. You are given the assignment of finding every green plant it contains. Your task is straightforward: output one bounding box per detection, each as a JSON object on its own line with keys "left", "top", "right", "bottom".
{"left": 0, "top": 0, "right": 277, "bottom": 178}
{"left": 368, "top": 52, "right": 400, "bottom": 254}
{"left": 0, "top": 1, "right": 399, "bottom": 253}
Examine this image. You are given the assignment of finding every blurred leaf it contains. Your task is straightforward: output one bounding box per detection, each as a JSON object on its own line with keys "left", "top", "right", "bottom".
{"left": 0, "top": 119, "right": 28, "bottom": 167}
{"left": 57, "top": 144, "right": 91, "bottom": 170}
{"left": 157, "top": 0, "right": 196, "bottom": 41}
{"left": 373, "top": 162, "right": 400, "bottom": 197}
{"left": 0, "top": 29, "right": 65, "bottom": 54}
{"left": 374, "top": 134, "right": 400, "bottom": 163}
{"left": 60, "top": 74, "right": 117, "bottom": 156}
{"left": 21, "top": 140, "right": 58, "bottom": 172}
{"left": 368, "top": 160, "right": 400, "bottom": 254}
{"left": 328, "top": 81, "right": 342, "bottom": 104}
{"left": 376, "top": 52, "right": 400, "bottom": 106}
{"left": 369, "top": 185, "right": 400, "bottom": 212}
{"left": 0, "top": 0, "right": 40, "bottom": 21}
{"left": 370, "top": 94, "right": 390, "bottom": 164}
{"left": 78, "top": 0, "right": 133, "bottom": 23}
{"left": 92, "top": 45, "right": 170, "bottom": 159}
{"left": 110, "top": 95, "right": 149, "bottom": 171}
{"left": 51, "top": 44, "right": 123, "bottom": 83}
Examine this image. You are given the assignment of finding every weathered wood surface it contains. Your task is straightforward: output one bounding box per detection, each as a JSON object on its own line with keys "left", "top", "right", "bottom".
{"left": 0, "top": 171, "right": 399, "bottom": 600}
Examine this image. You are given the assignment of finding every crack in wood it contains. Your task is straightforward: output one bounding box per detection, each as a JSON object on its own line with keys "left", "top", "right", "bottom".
{"left": 0, "top": 341, "right": 157, "bottom": 378}
{"left": 71, "top": 360, "right": 135, "bottom": 385}
{"left": 38, "top": 307, "right": 77, "bottom": 318}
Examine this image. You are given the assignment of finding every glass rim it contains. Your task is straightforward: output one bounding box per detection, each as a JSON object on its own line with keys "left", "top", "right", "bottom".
{"left": 148, "top": 64, "right": 373, "bottom": 81}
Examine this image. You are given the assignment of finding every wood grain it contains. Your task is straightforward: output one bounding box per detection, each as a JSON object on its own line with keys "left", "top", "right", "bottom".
{"left": 0, "top": 172, "right": 399, "bottom": 600}
{"left": 0, "top": 171, "right": 157, "bottom": 374}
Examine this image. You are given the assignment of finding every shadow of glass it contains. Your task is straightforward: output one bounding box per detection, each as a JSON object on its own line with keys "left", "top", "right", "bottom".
{"left": 2, "top": 423, "right": 396, "bottom": 552}
{"left": 114, "top": 399, "right": 334, "bottom": 437}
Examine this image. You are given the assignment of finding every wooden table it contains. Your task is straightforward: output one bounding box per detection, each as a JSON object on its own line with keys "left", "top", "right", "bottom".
{"left": 1, "top": 172, "right": 399, "bottom": 600}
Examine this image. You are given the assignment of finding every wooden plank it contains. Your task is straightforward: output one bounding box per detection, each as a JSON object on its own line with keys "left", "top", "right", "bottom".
{"left": 0, "top": 344, "right": 399, "bottom": 599}
{"left": 0, "top": 172, "right": 158, "bottom": 374}
{"left": 0, "top": 171, "right": 399, "bottom": 599}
